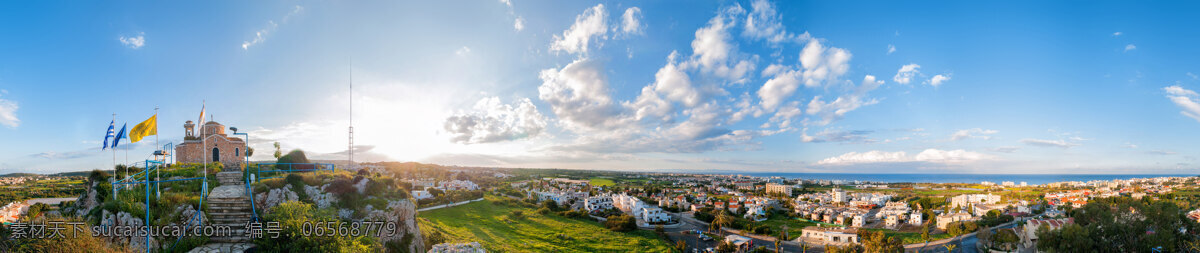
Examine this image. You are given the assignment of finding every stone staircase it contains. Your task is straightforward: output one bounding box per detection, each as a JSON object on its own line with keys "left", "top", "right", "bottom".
{"left": 189, "top": 171, "right": 256, "bottom": 252}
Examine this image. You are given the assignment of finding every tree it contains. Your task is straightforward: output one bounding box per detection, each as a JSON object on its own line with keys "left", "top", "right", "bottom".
{"left": 605, "top": 214, "right": 637, "bottom": 232}
{"left": 712, "top": 212, "right": 734, "bottom": 235}
{"left": 424, "top": 230, "right": 446, "bottom": 251}
{"left": 861, "top": 231, "right": 904, "bottom": 253}
{"left": 943, "top": 243, "right": 957, "bottom": 253}
{"left": 920, "top": 222, "right": 932, "bottom": 248}
{"left": 273, "top": 142, "right": 282, "bottom": 159}
{"left": 976, "top": 226, "right": 992, "bottom": 248}
{"left": 541, "top": 199, "right": 560, "bottom": 211}
{"left": 675, "top": 240, "right": 687, "bottom": 252}
{"left": 716, "top": 241, "right": 737, "bottom": 253}
{"left": 800, "top": 242, "right": 811, "bottom": 253}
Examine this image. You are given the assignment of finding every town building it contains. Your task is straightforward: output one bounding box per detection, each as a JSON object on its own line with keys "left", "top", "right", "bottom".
{"left": 800, "top": 227, "right": 860, "bottom": 244}
{"left": 1022, "top": 218, "right": 1074, "bottom": 248}
{"left": 765, "top": 183, "right": 795, "bottom": 196}
{"left": 412, "top": 190, "right": 433, "bottom": 200}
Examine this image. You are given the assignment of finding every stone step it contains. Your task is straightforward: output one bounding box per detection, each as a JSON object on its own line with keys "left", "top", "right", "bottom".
{"left": 209, "top": 202, "right": 251, "bottom": 207}
{"left": 212, "top": 216, "right": 252, "bottom": 222}
{"left": 209, "top": 236, "right": 252, "bottom": 243}
{"left": 209, "top": 199, "right": 251, "bottom": 204}
{"left": 209, "top": 208, "right": 252, "bottom": 214}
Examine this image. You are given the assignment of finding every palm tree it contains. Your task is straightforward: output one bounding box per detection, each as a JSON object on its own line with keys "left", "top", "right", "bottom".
{"left": 800, "top": 242, "right": 810, "bottom": 253}
{"left": 944, "top": 243, "right": 957, "bottom": 253}
{"left": 774, "top": 240, "right": 782, "bottom": 253}
{"left": 713, "top": 212, "right": 733, "bottom": 236}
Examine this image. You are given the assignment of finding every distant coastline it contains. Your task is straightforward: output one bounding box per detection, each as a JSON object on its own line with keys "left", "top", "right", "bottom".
{"left": 709, "top": 172, "right": 1197, "bottom": 185}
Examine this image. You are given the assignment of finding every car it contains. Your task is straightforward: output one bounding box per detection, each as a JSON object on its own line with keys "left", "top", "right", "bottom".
{"left": 699, "top": 234, "right": 713, "bottom": 241}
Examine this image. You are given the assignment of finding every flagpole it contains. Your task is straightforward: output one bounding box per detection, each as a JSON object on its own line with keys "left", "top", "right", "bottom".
{"left": 155, "top": 106, "right": 160, "bottom": 199}
{"left": 112, "top": 113, "right": 117, "bottom": 175}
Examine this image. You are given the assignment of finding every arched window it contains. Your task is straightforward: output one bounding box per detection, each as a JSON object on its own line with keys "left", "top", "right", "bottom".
{"left": 235, "top": 148, "right": 240, "bottom": 157}
{"left": 212, "top": 147, "right": 220, "bottom": 162}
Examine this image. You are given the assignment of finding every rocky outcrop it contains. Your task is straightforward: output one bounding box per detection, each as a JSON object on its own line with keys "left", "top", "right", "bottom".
{"left": 428, "top": 242, "right": 487, "bottom": 253}
{"left": 73, "top": 181, "right": 101, "bottom": 217}
{"left": 176, "top": 204, "right": 207, "bottom": 228}
{"left": 254, "top": 185, "right": 298, "bottom": 212}
{"left": 304, "top": 185, "right": 338, "bottom": 209}
{"left": 100, "top": 210, "right": 160, "bottom": 251}
{"left": 363, "top": 199, "right": 424, "bottom": 252}
{"left": 354, "top": 178, "right": 369, "bottom": 195}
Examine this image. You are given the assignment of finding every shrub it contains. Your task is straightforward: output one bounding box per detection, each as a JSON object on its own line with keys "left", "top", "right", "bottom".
{"left": 255, "top": 201, "right": 372, "bottom": 252}
{"left": 605, "top": 214, "right": 637, "bottom": 232}
{"left": 537, "top": 207, "right": 551, "bottom": 215}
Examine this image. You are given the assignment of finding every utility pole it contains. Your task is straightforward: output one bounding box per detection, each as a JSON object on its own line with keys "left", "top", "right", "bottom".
{"left": 348, "top": 60, "right": 355, "bottom": 170}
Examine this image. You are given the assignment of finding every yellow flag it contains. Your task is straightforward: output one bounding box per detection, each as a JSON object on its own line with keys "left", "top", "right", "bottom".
{"left": 129, "top": 114, "right": 157, "bottom": 143}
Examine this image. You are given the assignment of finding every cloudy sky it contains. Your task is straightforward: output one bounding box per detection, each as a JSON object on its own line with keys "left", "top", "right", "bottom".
{"left": 2, "top": 0, "right": 1200, "bottom": 174}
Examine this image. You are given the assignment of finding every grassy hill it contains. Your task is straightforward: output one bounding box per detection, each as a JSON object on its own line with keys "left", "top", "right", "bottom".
{"left": 418, "top": 195, "right": 673, "bottom": 252}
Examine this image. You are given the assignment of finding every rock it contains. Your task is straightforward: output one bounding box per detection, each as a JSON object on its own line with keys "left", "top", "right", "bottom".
{"left": 176, "top": 204, "right": 207, "bottom": 228}
{"left": 305, "top": 185, "right": 338, "bottom": 209}
{"left": 255, "top": 185, "right": 298, "bottom": 212}
{"left": 428, "top": 242, "right": 487, "bottom": 253}
{"left": 354, "top": 178, "right": 369, "bottom": 195}
{"left": 74, "top": 181, "right": 101, "bottom": 217}
{"left": 363, "top": 199, "right": 424, "bottom": 252}
{"left": 338, "top": 208, "right": 354, "bottom": 220}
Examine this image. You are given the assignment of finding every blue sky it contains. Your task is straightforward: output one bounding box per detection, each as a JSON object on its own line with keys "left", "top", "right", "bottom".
{"left": 2, "top": 0, "right": 1200, "bottom": 174}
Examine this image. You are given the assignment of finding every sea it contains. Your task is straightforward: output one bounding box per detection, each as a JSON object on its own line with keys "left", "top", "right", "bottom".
{"left": 714, "top": 173, "right": 1197, "bottom": 185}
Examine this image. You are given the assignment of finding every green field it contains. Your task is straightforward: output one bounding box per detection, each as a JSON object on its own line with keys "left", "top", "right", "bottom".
{"left": 752, "top": 216, "right": 819, "bottom": 240}
{"left": 588, "top": 177, "right": 616, "bottom": 187}
{"left": 418, "top": 195, "right": 674, "bottom": 252}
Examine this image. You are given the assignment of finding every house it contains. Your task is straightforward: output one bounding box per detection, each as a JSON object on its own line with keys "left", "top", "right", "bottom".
{"left": 800, "top": 227, "right": 860, "bottom": 244}
{"left": 937, "top": 212, "right": 977, "bottom": 230}
{"left": 585, "top": 195, "right": 614, "bottom": 211}
{"left": 1021, "top": 218, "right": 1074, "bottom": 248}
{"left": 412, "top": 190, "right": 433, "bottom": 200}
{"left": 851, "top": 215, "right": 865, "bottom": 227}
{"left": 641, "top": 207, "right": 670, "bottom": 223}
{"left": 909, "top": 212, "right": 924, "bottom": 226}
{"left": 885, "top": 215, "right": 900, "bottom": 228}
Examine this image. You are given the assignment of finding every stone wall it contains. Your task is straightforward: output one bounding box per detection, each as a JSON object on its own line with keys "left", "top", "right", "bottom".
{"left": 175, "top": 137, "right": 245, "bottom": 169}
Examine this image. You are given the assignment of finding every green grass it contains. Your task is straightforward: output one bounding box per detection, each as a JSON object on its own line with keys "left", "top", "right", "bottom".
{"left": 752, "top": 216, "right": 818, "bottom": 240}
{"left": 588, "top": 177, "right": 616, "bottom": 187}
{"left": 418, "top": 195, "right": 674, "bottom": 252}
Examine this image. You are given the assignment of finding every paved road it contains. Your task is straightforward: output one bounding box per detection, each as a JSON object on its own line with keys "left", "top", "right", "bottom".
{"left": 663, "top": 212, "right": 823, "bottom": 253}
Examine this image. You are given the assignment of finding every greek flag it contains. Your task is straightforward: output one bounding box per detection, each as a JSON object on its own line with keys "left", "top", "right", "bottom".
{"left": 103, "top": 120, "right": 115, "bottom": 150}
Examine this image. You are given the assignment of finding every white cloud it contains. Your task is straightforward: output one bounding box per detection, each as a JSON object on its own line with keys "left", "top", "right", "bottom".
{"left": 1164, "top": 85, "right": 1200, "bottom": 123}
{"left": 797, "top": 40, "right": 851, "bottom": 87}
{"left": 1188, "top": 72, "right": 1199, "bottom": 80}
{"left": 119, "top": 32, "right": 145, "bottom": 49}
{"left": 803, "top": 75, "right": 882, "bottom": 126}
{"left": 990, "top": 146, "right": 1020, "bottom": 153}
{"left": 912, "top": 149, "right": 996, "bottom": 164}
{"left": 887, "top": 44, "right": 896, "bottom": 54}
{"left": 0, "top": 93, "right": 18, "bottom": 128}
{"left": 893, "top": 63, "right": 920, "bottom": 84}
{"left": 514, "top": 16, "right": 525, "bottom": 31}
{"left": 1124, "top": 44, "right": 1136, "bottom": 52}
{"left": 929, "top": 74, "right": 951, "bottom": 87}
{"left": 1021, "top": 138, "right": 1080, "bottom": 148}
{"left": 742, "top": 0, "right": 805, "bottom": 44}
{"left": 1123, "top": 142, "right": 1139, "bottom": 149}
{"left": 818, "top": 150, "right": 908, "bottom": 164}
{"left": 242, "top": 5, "right": 304, "bottom": 50}
{"left": 550, "top": 4, "right": 609, "bottom": 55}
{"left": 801, "top": 128, "right": 874, "bottom": 143}
{"left": 818, "top": 149, "right": 994, "bottom": 165}
{"left": 499, "top": 0, "right": 511, "bottom": 7}
{"left": 620, "top": 7, "right": 643, "bottom": 35}
{"left": 686, "top": 5, "right": 755, "bottom": 82}
{"left": 537, "top": 58, "right": 629, "bottom": 131}
{"left": 950, "top": 128, "right": 997, "bottom": 141}
{"left": 1113, "top": 31, "right": 1122, "bottom": 36}
{"left": 651, "top": 54, "right": 701, "bottom": 107}
{"left": 443, "top": 97, "right": 547, "bottom": 144}
{"left": 455, "top": 46, "right": 471, "bottom": 56}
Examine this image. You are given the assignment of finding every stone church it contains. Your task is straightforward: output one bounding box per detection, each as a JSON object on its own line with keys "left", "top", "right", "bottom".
{"left": 174, "top": 120, "right": 247, "bottom": 169}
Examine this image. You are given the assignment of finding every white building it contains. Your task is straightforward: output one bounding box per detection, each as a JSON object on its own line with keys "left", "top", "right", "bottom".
{"left": 909, "top": 212, "right": 924, "bottom": 226}
{"left": 585, "top": 195, "right": 614, "bottom": 211}
{"left": 766, "top": 183, "right": 796, "bottom": 196}
{"left": 411, "top": 190, "right": 433, "bottom": 200}
{"left": 440, "top": 180, "right": 480, "bottom": 191}
{"left": 800, "top": 227, "right": 860, "bottom": 244}
{"left": 831, "top": 188, "right": 847, "bottom": 203}
{"left": 949, "top": 193, "right": 1002, "bottom": 209}
{"left": 641, "top": 207, "right": 670, "bottom": 223}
